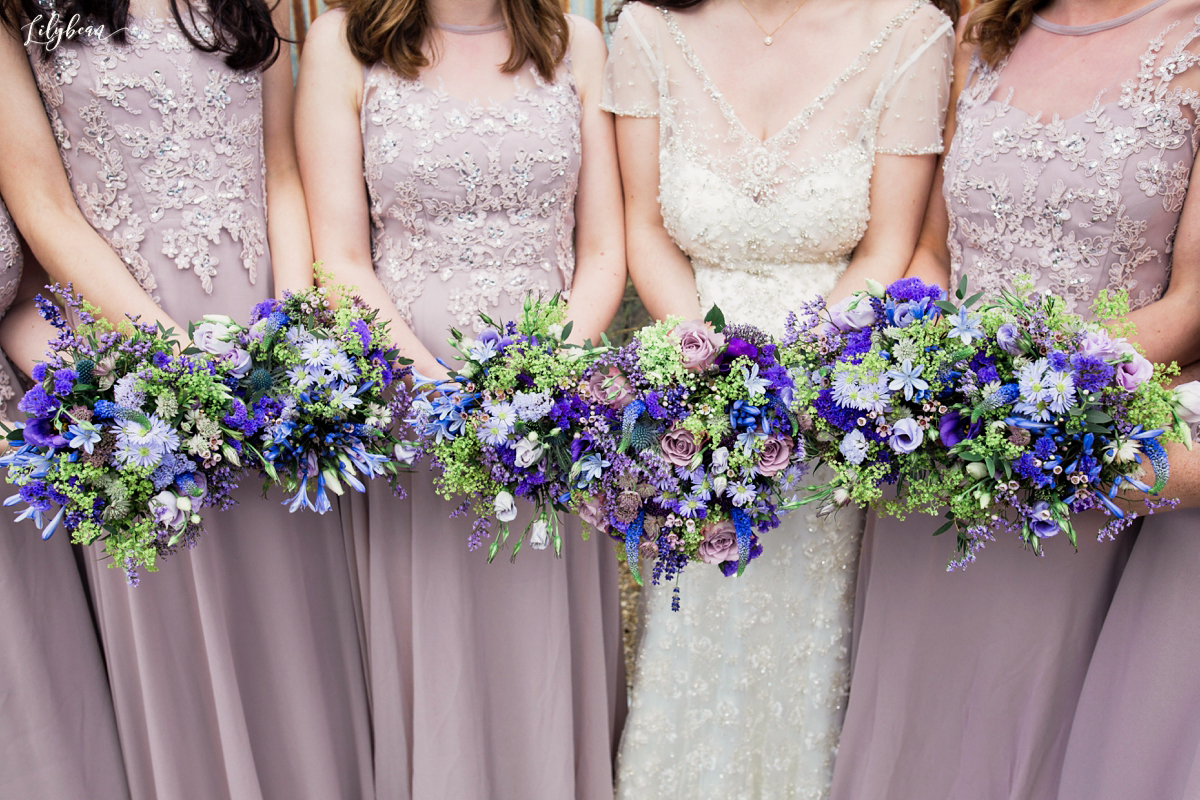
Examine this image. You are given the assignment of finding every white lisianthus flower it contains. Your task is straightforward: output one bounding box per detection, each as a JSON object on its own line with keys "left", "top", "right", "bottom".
{"left": 513, "top": 435, "right": 544, "bottom": 468}
{"left": 493, "top": 491, "right": 518, "bottom": 522}
{"left": 528, "top": 516, "right": 550, "bottom": 550}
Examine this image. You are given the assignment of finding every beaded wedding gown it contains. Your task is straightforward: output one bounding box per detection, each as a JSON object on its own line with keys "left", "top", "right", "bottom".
{"left": 602, "top": 2, "right": 952, "bottom": 797}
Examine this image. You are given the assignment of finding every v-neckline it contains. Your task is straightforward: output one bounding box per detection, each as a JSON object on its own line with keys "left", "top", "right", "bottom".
{"left": 660, "top": 0, "right": 923, "bottom": 147}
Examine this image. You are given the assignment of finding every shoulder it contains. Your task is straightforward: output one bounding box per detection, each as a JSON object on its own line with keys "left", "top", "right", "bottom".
{"left": 303, "top": 8, "right": 356, "bottom": 65}
{"left": 611, "top": 1, "right": 664, "bottom": 35}
{"left": 567, "top": 13, "right": 608, "bottom": 67}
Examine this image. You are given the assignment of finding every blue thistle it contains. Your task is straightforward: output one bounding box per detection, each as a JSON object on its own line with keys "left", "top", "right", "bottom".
{"left": 620, "top": 400, "right": 648, "bottom": 452}
{"left": 249, "top": 368, "right": 273, "bottom": 393}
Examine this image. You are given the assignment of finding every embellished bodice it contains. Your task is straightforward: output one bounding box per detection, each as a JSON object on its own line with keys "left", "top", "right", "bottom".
{"left": 946, "top": 7, "right": 1200, "bottom": 316}
{"left": 360, "top": 56, "right": 581, "bottom": 337}
{"left": 602, "top": 0, "right": 953, "bottom": 331}
{"left": 0, "top": 199, "right": 25, "bottom": 421}
{"left": 27, "top": 10, "right": 268, "bottom": 310}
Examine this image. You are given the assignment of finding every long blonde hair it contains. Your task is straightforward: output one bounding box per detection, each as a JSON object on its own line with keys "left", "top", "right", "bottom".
{"left": 329, "top": 0, "right": 570, "bottom": 83}
{"left": 965, "top": 0, "right": 1048, "bottom": 65}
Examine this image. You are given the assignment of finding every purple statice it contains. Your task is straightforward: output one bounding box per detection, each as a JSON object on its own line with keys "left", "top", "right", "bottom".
{"left": 1070, "top": 353, "right": 1115, "bottom": 394}
{"left": 30, "top": 363, "right": 49, "bottom": 382}
{"left": 1013, "top": 452, "right": 1054, "bottom": 489}
{"left": 887, "top": 277, "right": 945, "bottom": 304}
{"left": 813, "top": 388, "right": 859, "bottom": 432}
{"left": 18, "top": 385, "right": 59, "bottom": 418}
{"left": 842, "top": 327, "right": 873, "bottom": 359}
{"left": 349, "top": 318, "right": 371, "bottom": 351}
{"left": 52, "top": 368, "right": 77, "bottom": 394}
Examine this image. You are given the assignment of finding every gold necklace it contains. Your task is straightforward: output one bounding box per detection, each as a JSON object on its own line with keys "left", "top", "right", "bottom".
{"left": 737, "top": 0, "right": 809, "bottom": 45}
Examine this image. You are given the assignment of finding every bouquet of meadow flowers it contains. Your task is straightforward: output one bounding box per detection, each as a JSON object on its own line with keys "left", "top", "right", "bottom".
{"left": 787, "top": 276, "right": 1181, "bottom": 567}
{"left": 1, "top": 290, "right": 243, "bottom": 582}
{"left": 409, "top": 295, "right": 602, "bottom": 561}
{"left": 191, "top": 286, "right": 414, "bottom": 514}
{"left": 569, "top": 309, "right": 807, "bottom": 607}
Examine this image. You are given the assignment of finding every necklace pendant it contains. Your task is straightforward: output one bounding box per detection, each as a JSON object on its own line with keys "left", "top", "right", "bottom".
{"left": 764, "top": 35, "right": 773, "bottom": 45}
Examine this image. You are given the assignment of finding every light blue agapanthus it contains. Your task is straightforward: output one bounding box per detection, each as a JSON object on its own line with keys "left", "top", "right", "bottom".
{"left": 576, "top": 453, "right": 609, "bottom": 486}
{"left": 740, "top": 363, "right": 771, "bottom": 397}
{"left": 885, "top": 359, "right": 929, "bottom": 401}
{"left": 948, "top": 308, "right": 984, "bottom": 344}
{"left": 67, "top": 421, "right": 102, "bottom": 454}
{"left": 468, "top": 337, "right": 499, "bottom": 363}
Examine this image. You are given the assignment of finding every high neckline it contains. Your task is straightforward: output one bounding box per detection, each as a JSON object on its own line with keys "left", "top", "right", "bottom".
{"left": 436, "top": 20, "right": 507, "bottom": 34}
{"left": 1031, "top": 0, "right": 1172, "bottom": 35}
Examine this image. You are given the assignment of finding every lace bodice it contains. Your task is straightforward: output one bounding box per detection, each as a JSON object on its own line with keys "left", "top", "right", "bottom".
{"left": 946, "top": 1, "right": 1200, "bottom": 315}
{"left": 0, "top": 199, "right": 21, "bottom": 422}
{"left": 603, "top": 0, "right": 953, "bottom": 330}
{"left": 361, "top": 55, "right": 580, "bottom": 336}
{"left": 27, "top": 9, "right": 268, "bottom": 303}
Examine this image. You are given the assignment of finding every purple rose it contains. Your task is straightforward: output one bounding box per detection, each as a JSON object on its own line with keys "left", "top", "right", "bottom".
{"left": 828, "top": 296, "right": 877, "bottom": 332}
{"left": 1079, "top": 330, "right": 1121, "bottom": 361}
{"left": 673, "top": 320, "right": 725, "bottom": 372}
{"left": 585, "top": 366, "right": 634, "bottom": 409}
{"left": 659, "top": 425, "right": 702, "bottom": 467}
{"left": 1029, "top": 501, "right": 1060, "bottom": 538}
{"left": 698, "top": 520, "right": 739, "bottom": 565}
{"left": 996, "top": 323, "right": 1021, "bottom": 355}
{"left": 889, "top": 417, "right": 924, "bottom": 454}
{"left": 579, "top": 495, "right": 609, "bottom": 534}
{"left": 1115, "top": 349, "right": 1154, "bottom": 391}
{"left": 756, "top": 434, "right": 794, "bottom": 477}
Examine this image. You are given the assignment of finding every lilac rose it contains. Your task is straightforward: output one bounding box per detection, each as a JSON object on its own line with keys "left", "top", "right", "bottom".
{"left": 756, "top": 434, "right": 794, "bottom": 477}
{"left": 659, "top": 425, "right": 702, "bottom": 467}
{"left": 192, "top": 322, "right": 235, "bottom": 357}
{"left": 586, "top": 366, "right": 634, "bottom": 409}
{"left": 578, "top": 495, "right": 609, "bottom": 534}
{"left": 698, "top": 519, "right": 739, "bottom": 565}
{"left": 673, "top": 320, "right": 725, "bottom": 372}
{"left": 225, "top": 348, "right": 253, "bottom": 378}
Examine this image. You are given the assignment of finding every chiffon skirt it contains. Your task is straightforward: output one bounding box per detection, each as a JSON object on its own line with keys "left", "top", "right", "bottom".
{"left": 342, "top": 464, "right": 626, "bottom": 800}
{"left": 831, "top": 509, "right": 1136, "bottom": 800}
{"left": 86, "top": 485, "right": 374, "bottom": 800}
{"left": 1057, "top": 507, "right": 1200, "bottom": 800}
{"left": 0, "top": 524, "right": 129, "bottom": 799}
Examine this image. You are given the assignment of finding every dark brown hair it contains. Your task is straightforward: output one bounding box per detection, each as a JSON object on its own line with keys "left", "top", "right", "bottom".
{"left": 608, "top": 0, "right": 961, "bottom": 29}
{"left": 1, "top": 0, "right": 282, "bottom": 71}
{"left": 964, "top": 0, "right": 1048, "bottom": 65}
{"left": 330, "top": 0, "right": 569, "bottom": 83}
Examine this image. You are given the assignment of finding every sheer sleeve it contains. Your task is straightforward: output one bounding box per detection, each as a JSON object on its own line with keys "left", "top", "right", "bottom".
{"left": 874, "top": 6, "right": 954, "bottom": 156}
{"left": 601, "top": 5, "right": 663, "bottom": 119}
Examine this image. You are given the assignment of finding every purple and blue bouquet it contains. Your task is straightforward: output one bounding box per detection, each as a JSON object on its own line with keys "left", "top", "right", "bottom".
{"left": 410, "top": 296, "right": 602, "bottom": 561}
{"left": 569, "top": 309, "right": 807, "bottom": 607}
{"left": 2, "top": 289, "right": 243, "bottom": 582}
{"left": 192, "top": 286, "right": 414, "bottom": 514}
{"left": 787, "top": 276, "right": 1180, "bottom": 567}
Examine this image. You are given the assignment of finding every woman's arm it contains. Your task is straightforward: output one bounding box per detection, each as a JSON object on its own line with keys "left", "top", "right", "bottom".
{"left": 0, "top": 25, "right": 181, "bottom": 332}
{"left": 0, "top": 257, "right": 59, "bottom": 377}
{"left": 903, "top": 19, "right": 974, "bottom": 289}
{"left": 562, "top": 16, "right": 627, "bottom": 344}
{"left": 295, "top": 10, "right": 447, "bottom": 379}
{"left": 826, "top": 152, "right": 938, "bottom": 305}
{"left": 263, "top": 0, "right": 315, "bottom": 297}
{"left": 616, "top": 112, "right": 702, "bottom": 321}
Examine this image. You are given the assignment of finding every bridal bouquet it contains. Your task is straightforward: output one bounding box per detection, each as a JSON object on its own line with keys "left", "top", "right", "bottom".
{"left": 569, "top": 309, "right": 807, "bottom": 606}
{"left": 789, "top": 276, "right": 1180, "bottom": 566}
{"left": 410, "top": 295, "right": 601, "bottom": 560}
{"left": 2, "top": 290, "right": 243, "bottom": 582}
{"left": 192, "top": 286, "right": 414, "bottom": 514}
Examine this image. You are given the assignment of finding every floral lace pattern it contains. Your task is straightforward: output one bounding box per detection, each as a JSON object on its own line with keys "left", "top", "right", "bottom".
{"left": 946, "top": 16, "right": 1200, "bottom": 315}
{"left": 602, "top": 3, "right": 952, "bottom": 797}
{"left": 0, "top": 200, "right": 22, "bottom": 423}
{"left": 361, "top": 58, "right": 581, "bottom": 332}
{"left": 27, "top": 10, "right": 268, "bottom": 299}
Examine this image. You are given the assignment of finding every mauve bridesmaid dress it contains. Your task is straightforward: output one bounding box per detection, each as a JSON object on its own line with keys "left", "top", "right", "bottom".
{"left": 832, "top": 2, "right": 1200, "bottom": 798}
{"left": 0, "top": 200, "right": 129, "bottom": 798}
{"left": 26, "top": 10, "right": 373, "bottom": 800}
{"left": 346, "top": 46, "right": 626, "bottom": 799}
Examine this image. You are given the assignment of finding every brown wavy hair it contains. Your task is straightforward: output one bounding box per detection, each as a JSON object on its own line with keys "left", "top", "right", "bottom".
{"left": 330, "top": 0, "right": 569, "bottom": 83}
{"left": 964, "top": 0, "right": 1048, "bottom": 65}
{"left": 608, "top": 0, "right": 961, "bottom": 29}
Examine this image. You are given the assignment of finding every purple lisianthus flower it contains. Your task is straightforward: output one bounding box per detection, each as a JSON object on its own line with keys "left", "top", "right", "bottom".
{"left": 996, "top": 323, "right": 1021, "bottom": 355}
{"left": 1029, "top": 501, "right": 1060, "bottom": 538}
{"left": 1115, "top": 349, "right": 1154, "bottom": 391}
{"left": 829, "top": 296, "right": 877, "bottom": 331}
{"left": 23, "top": 418, "right": 69, "bottom": 449}
{"left": 889, "top": 418, "right": 924, "bottom": 454}
{"left": 724, "top": 337, "right": 759, "bottom": 361}
{"left": 1078, "top": 330, "right": 1121, "bottom": 361}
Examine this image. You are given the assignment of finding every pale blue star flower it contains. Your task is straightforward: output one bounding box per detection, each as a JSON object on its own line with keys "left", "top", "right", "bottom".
{"left": 67, "top": 421, "right": 102, "bottom": 454}
{"left": 948, "top": 308, "right": 984, "bottom": 345}
{"left": 885, "top": 359, "right": 929, "bottom": 401}
{"left": 741, "top": 363, "right": 771, "bottom": 397}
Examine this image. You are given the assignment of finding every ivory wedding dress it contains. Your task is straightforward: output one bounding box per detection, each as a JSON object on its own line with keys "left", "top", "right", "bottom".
{"left": 601, "top": 1, "right": 952, "bottom": 796}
